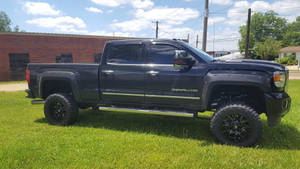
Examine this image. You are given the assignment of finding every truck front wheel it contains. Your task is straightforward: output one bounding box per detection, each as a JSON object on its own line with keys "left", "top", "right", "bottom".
{"left": 44, "top": 93, "right": 78, "bottom": 125}
{"left": 210, "top": 104, "right": 262, "bottom": 147}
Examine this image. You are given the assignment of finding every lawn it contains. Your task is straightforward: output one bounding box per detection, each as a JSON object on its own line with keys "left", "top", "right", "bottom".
{"left": 0, "top": 81, "right": 300, "bottom": 168}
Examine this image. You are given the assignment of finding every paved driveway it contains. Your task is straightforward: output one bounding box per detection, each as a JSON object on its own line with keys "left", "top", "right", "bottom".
{"left": 0, "top": 83, "right": 28, "bottom": 92}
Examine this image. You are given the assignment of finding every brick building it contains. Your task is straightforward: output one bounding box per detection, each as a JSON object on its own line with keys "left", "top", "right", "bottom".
{"left": 0, "top": 32, "right": 138, "bottom": 81}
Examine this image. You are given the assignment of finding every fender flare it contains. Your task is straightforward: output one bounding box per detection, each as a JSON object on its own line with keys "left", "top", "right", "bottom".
{"left": 201, "top": 70, "right": 271, "bottom": 110}
{"left": 38, "top": 71, "right": 81, "bottom": 102}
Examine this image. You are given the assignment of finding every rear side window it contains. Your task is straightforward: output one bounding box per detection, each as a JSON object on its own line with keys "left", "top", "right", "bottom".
{"left": 106, "top": 44, "right": 143, "bottom": 64}
{"left": 148, "top": 44, "right": 176, "bottom": 64}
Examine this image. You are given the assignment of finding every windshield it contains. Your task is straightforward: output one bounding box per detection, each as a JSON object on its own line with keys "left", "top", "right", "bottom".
{"left": 178, "top": 41, "right": 214, "bottom": 62}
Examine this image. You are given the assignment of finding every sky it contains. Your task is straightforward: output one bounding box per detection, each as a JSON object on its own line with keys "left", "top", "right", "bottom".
{"left": 1, "top": 0, "right": 300, "bottom": 51}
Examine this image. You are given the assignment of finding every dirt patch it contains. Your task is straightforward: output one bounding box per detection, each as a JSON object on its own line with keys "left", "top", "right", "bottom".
{"left": 0, "top": 83, "right": 28, "bottom": 92}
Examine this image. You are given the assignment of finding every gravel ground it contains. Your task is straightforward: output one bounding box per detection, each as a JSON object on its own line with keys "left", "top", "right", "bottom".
{"left": 0, "top": 83, "right": 28, "bottom": 92}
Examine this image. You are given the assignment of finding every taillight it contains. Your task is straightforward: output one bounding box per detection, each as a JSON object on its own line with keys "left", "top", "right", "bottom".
{"left": 26, "top": 69, "right": 30, "bottom": 84}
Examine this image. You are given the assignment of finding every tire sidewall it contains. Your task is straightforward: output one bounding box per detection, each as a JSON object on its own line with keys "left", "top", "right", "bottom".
{"left": 211, "top": 105, "right": 262, "bottom": 147}
{"left": 44, "top": 93, "right": 78, "bottom": 125}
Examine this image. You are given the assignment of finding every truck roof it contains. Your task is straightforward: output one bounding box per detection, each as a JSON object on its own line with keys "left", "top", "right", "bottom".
{"left": 106, "top": 39, "right": 182, "bottom": 45}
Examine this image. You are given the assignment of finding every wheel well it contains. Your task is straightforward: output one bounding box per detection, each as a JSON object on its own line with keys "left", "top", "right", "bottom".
{"left": 42, "top": 80, "right": 72, "bottom": 99}
{"left": 208, "top": 85, "right": 266, "bottom": 113}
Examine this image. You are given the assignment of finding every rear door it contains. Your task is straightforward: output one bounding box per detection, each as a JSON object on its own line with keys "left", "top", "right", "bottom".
{"left": 144, "top": 43, "right": 202, "bottom": 110}
{"left": 99, "top": 43, "right": 146, "bottom": 106}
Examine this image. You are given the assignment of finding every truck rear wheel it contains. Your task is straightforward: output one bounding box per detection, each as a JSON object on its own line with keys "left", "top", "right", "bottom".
{"left": 210, "top": 104, "right": 262, "bottom": 147}
{"left": 44, "top": 93, "right": 78, "bottom": 125}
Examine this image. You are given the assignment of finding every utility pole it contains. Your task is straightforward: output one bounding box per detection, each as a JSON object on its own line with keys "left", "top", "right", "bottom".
{"left": 155, "top": 21, "right": 159, "bottom": 39}
{"left": 187, "top": 33, "right": 190, "bottom": 43}
{"left": 196, "top": 34, "right": 199, "bottom": 48}
{"left": 202, "top": 0, "right": 209, "bottom": 52}
{"left": 245, "top": 8, "right": 251, "bottom": 59}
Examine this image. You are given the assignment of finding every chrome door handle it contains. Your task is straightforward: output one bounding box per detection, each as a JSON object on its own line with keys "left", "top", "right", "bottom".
{"left": 102, "top": 70, "right": 114, "bottom": 74}
{"left": 146, "top": 71, "right": 159, "bottom": 75}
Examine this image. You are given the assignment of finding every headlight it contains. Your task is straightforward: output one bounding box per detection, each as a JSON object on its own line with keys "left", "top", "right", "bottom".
{"left": 273, "top": 71, "right": 286, "bottom": 88}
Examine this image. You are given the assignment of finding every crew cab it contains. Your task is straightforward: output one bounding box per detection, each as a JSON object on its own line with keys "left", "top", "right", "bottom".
{"left": 26, "top": 39, "right": 291, "bottom": 146}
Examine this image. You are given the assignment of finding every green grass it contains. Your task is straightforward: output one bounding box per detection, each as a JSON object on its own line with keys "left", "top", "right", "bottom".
{"left": 1, "top": 81, "right": 300, "bottom": 168}
{"left": 0, "top": 80, "right": 26, "bottom": 85}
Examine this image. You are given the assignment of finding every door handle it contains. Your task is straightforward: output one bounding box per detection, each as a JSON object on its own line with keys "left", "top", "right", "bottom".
{"left": 146, "top": 70, "right": 159, "bottom": 76}
{"left": 102, "top": 70, "right": 114, "bottom": 74}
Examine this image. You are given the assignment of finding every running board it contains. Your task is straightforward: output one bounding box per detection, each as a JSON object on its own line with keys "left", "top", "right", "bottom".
{"left": 100, "top": 106, "right": 193, "bottom": 116}
{"left": 31, "top": 100, "right": 45, "bottom": 104}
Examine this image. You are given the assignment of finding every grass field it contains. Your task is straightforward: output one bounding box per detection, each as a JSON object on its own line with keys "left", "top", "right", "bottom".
{"left": 0, "top": 81, "right": 300, "bottom": 168}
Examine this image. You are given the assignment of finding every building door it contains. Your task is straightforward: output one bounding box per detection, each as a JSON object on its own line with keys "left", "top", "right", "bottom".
{"left": 9, "top": 53, "right": 30, "bottom": 81}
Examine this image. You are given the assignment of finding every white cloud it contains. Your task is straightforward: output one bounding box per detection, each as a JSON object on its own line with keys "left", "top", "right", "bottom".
{"left": 91, "top": 0, "right": 127, "bottom": 7}
{"left": 135, "top": 7, "right": 199, "bottom": 25}
{"left": 111, "top": 19, "right": 150, "bottom": 31}
{"left": 208, "top": 17, "right": 226, "bottom": 25}
{"left": 89, "top": 30, "right": 134, "bottom": 37}
{"left": 111, "top": 7, "right": 199, "bottom": 32}
{"left": 24, "top": 2, "right": 60, "bottom": 16}
{"left": 210, "top": 0, "right": 233, "bottom": 5}
{"left": 132, "top": 0, "right": 154, "bottom": 9}
{"left": 85, "top": 7, "right": 103, "bottom": 13}
{"left": 91, "top": 0, "right": 154, "bottom": 9}
{"left": 26, "top": 16, "right": 87, "bottom": 33}
{"left": 227, "top": 0, "right": 300, "bottom": 26}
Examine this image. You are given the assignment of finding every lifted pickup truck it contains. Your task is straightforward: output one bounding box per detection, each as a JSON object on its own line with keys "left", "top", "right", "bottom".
{"left": 26, "top": 39, "right": 291, "bottom": 146}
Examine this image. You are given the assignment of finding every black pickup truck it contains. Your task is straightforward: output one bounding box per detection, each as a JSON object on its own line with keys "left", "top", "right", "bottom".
{"left": 26, "top": 39, "right": 291, "bottom": 146}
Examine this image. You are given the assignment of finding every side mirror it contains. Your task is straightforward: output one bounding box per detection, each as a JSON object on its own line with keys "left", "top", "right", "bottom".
{"left": 174, "top": 50, "right": 194, "bottom": 70}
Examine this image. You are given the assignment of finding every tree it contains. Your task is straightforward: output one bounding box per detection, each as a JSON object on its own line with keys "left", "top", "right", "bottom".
{"left": 0, "top": 11, "right": 12, "bottom": 32}
{"left": 239, "top": 11, "right": 287, "bottom": 59}
{"left": 283, "top": 16, "right": 300, "bottom": 47}
{"left": 0, "top": 11, "right": 24, "bottom": 32}
{"left": 254, "top": 38, "right": 282, "bottom": 60}
{"left": 283, "top": 32, "right": 300, "bottom": 46}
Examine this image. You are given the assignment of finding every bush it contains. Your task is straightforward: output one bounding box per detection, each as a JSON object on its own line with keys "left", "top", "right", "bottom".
{"left": 276, "top": 55, "right": 298, "bottom": 65}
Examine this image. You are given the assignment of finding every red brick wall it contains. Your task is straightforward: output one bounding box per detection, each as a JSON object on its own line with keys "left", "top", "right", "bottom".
{"left": 0, "top": 33, "right": 133, "bottom": 81}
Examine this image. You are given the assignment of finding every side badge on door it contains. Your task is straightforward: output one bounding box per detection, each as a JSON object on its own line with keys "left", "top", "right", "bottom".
{"left": 171, "top": 88, "right": 199, "bottom": 92}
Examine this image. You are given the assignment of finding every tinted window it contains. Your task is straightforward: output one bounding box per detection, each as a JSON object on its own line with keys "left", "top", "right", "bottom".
{"left": 149, "top": 44, "right": 176, "bottom": 64}
{"left": 106, "top": 44, "right": 143, "bottom": 64}
{"left": 56, "top": 54, "right": 72, "bottom": 63}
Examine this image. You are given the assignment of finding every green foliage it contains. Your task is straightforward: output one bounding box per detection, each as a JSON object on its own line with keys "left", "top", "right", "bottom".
{"left": 1, "top": 81, "right": 300, "bottom": 168}
{"left": 239, "top": 11, "right": 287, "bottom": 56}
{"left": 238, "top": 11, "right": 300, "bottom": 60}
{"left": 254, "top": 38, "right": 282, "bottom": 60}
{"left": 0, "top": 11, "right": 11, "bottom": 32}
{"left": 0, "top": 11, "right": 24, "bottom": 32}
{"left": 276, "top": 55, "right": 298, "bottom": 65}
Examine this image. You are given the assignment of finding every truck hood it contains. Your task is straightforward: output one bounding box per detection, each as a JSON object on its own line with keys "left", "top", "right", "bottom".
{"left": 210, "top": 59, "right": 286, "bottom": 73}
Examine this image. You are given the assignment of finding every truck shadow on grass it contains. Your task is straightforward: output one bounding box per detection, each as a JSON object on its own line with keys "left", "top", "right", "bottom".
{"left": 35, "top": 109, "right": 300, "bottom": 150}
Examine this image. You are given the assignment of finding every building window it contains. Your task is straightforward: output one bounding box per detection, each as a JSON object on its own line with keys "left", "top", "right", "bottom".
{"left": 56, "top": 54, "right": 73, "bottom": 63}
{"left": 9, "top": 53, "right": 30, "bottom": 80}
{"left": 94, "top": 53, "right": 102, "bottom": 63}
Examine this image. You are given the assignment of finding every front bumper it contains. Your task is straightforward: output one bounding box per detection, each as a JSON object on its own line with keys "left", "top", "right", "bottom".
{"left": 264, "top": 92, "right": 291, "bottom": 126}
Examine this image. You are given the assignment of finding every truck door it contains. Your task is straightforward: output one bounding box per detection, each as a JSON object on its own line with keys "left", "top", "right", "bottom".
{"left": 99, "top": 43, "right": 146, "bottom": 106}
{"left": 144, "top": 43, "right": 202, "bottom": 110}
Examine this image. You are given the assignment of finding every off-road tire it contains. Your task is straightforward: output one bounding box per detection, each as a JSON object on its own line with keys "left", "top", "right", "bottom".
{"left": 44, "top": 93, "right": 78, "bottom": 125}
{"left": 210, "top": 103, "right": 262, "bottom": 147}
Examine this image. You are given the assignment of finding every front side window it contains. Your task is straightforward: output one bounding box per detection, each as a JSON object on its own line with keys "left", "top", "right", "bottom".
{"left": 106, "top": 44, "right": 143, "bottom": 64}
{"left": 148, "top": 44, "right": 176, "bottom": 64}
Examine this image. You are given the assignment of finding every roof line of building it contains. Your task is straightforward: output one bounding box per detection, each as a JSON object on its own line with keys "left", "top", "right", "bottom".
{"left": 0, "top": 31, "right": 148, "bottom": 39}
